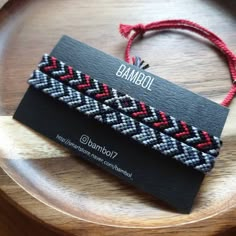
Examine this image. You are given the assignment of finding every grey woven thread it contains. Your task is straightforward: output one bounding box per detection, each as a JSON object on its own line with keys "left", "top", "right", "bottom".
{"left": 38, "top": 54, "right": 221, "bottom": 157}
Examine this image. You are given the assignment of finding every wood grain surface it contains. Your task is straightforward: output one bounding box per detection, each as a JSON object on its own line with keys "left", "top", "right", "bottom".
{"left": 0, "top": 0, "right": 236, "bottom": 235}
{"left": 0, "top": 0, "right": 8, "bottom": 8}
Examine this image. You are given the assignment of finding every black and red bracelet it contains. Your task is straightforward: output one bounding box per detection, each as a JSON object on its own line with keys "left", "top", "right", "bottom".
{"left": 28, "top": 70, "right": 217, "bottom": 173}
{"left": 38, "top": 54, "right": 221, "bottom": 158}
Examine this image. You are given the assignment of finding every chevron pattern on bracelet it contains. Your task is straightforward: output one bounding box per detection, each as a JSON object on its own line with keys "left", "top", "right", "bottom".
{"left": 38, "top": 54, "right": 221, "bottom": 157}
{"left": 28, "top": 70, "right": 216, "bottom": 173}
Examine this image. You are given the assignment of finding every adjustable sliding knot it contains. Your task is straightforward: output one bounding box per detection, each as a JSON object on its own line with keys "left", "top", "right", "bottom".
{"left": 119, "top": 23, "right": 146, "bottom": 38}
{"left": 133, "top": 23, "right": 146, "bottom": 35}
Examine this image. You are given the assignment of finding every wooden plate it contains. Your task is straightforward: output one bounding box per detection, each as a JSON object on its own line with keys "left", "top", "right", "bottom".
{"left": 0, "top": 0, "right": 236, "bottom": 235}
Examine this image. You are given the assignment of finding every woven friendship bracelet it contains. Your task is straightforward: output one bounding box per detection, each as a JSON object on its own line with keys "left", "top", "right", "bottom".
{"left": 28, "top": 70, "right": 217, "bottom": 173}
{"left": 38, "top": 54, "right": 221, "bottom": 157}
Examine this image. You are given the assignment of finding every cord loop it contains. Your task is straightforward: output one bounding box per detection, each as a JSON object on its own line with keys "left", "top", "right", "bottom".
{"left": 119, "top": 19, "right": 236, "bottom": 107}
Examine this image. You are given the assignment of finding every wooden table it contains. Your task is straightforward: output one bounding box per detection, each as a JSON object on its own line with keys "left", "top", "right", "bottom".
{"left": 0, "top": 0, "right": 236, "bottom": 235}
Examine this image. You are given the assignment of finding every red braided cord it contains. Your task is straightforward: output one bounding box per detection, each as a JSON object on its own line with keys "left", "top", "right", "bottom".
{"left": 119, "top": 19, "right": 236, "bottom": 107}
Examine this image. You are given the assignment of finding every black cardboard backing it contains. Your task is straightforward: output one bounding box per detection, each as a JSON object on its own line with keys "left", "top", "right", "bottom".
{"left": 13, "top": 36, "right": 229, "bottom": 213}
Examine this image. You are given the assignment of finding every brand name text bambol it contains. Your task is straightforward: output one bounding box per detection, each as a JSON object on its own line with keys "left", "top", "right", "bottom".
{"left": 116, "top": 64, "right": 154, "bottom": 91}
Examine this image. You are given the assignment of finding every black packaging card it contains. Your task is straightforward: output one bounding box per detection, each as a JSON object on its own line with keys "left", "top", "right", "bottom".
{"left": 13, "top": 35, "right": 229, "bottom": 213}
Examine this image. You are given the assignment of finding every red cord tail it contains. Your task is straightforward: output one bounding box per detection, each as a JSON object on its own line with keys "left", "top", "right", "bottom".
{"left": 119, "top": 24, "right": 134, "bottom": 38}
